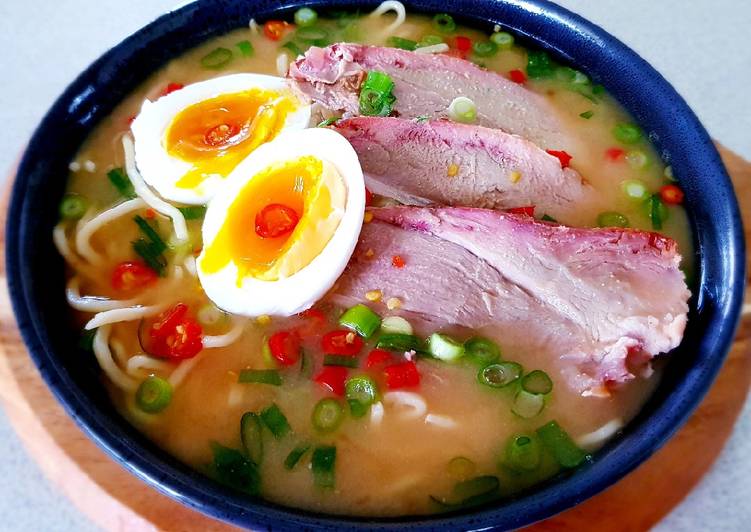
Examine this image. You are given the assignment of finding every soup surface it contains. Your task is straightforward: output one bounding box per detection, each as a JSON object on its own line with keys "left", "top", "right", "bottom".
{"left": 55, "top": 3, "right": 692, "bottom": 517}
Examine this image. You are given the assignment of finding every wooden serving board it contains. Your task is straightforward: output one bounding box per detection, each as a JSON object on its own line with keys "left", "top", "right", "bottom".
{"left": 0, "top": 147, "right": 749, "bottom": 532}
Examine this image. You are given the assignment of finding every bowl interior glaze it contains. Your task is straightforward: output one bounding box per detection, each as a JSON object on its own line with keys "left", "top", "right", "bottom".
{"left": 5, "top": 0, "right": 745, "bottom": 530}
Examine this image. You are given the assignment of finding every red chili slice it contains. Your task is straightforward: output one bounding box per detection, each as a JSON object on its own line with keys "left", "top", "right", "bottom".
{"left": 160, "top": 82, "right": 184, "bottom": 96}
{"left": 268, "top": 331, "right": 301, "bottom": 366}
{"left": 149, "top": 303, "right": 203, "bottom": 359}
{"left": 384, "top": 361, "right": 421, "bottom": 389}
{"left": 391, "top": 255, "right": 406, "bottom": 269}
{"left": 605, "top": 147, "right": 625, "bottom": 161}
{"left": 454, "top": 36, "right": 472, "bottom": 53}
{"left": 321, "top": 329, "right": 364, "bottom": 356}
{"left": 111, "top": 261, "right": 158, "bottom": 292}
{"left": 365, "top": 349, "right": 394, "bottom": 369}
{"left": 509, "top": 69, "right": 527, "bottom": 84}
{"left": 314, "top": 366, "right": 348, "bottom": 396}
{"left": 296, "top": 308, "right": 327, "bottom": 337}
{"left": 546, "top": 149, "right": 573, "bottom": 168}
{"left": 659, "top": 184, "right": 684, "bottom": 205}
{"left": 263, "top": 20, "right": 290, "bottom": 41}
{"left": 506, "top": 206, "right": 536, "bottom": 217}
{"left": 255, "top": 204, "right": 299, "bottom": 238}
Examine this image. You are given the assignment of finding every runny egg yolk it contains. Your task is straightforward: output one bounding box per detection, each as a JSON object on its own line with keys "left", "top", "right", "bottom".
{"left": 164, "top": 89, "right": 298, "bottom": 190}
{"left": 200, "top": 156, "right": 346, "bottom": 284}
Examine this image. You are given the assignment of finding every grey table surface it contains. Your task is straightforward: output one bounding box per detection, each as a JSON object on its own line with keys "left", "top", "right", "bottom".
{"left": 0, "top": 1, "right": 749, "bottom": 531}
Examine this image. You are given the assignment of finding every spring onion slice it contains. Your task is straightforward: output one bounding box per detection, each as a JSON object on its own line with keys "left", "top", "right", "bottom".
{"left": 527, "top": 50, "right": 555, "bottom": 79}
{"left": 238, "top": 369, "right": 282, "bottom": 386}
{"left": 284, "top": 442, "right": 311, "bottom": 470}
{"left": 387, "top": 36, "right": 418, "bottom": 50}
{"left": 236, "top": 39, "right": 254, "bottom": 57}
{"left": 339, "top": 304, "right": 381, "bottom": 338}
{"left": 311, "top": 445, "right": 337, "bottom": 488}
{"left": 376, "top": 333, "right": 422, "bottom": 352}
{"left": 447, "top": 456, "right": 476, "bottom": 481}
{"left": 579, "top": 110, "right": 594, "bottom": 119}
{"left": 464, "top": 336, "right": 501, "bottom": 365}
{"left": 210, "top": 442, "right": 260, "bottom": 494}
{"left": 432, "top": 13, "right": 456, "bottom": 33}
{"left": 323, "top": 354, "right": 359, "bottom": 368}
{"left": 295, "top": 26, "right": 329, "bottom": 43}
{"left": 59, "top": 194, "right": 89, "bottom": 220}
{"left": 107, "top": 167, "right": 136, "bottom": 199}
{"left": 490, "top": 31, "right": 514, "bottom": 49}
{"left": 281, "top": 41, "right": 304, "bottom": 57}
{"left": 312, "top": 398, "right": 344, "bottom": 432}
{"left": 504, "top": 434, "right": 541, "bottom": 472}
{"left": 541, "top": 214, "right": 558, "bottom": 222}
{"left": 294, "top": 7, "right": 318, "bottom": 27}
{"left": 135, "top": 376, "right": 172, "bottom": 413}
{"left": 596, "top": 211, "right": 630, "bottom": 228}
{"left": 345, "top": 376, "right": 378, "bottom": 418}
{"left": 428, "top": 333, "right": 465, "bottom": 361}
{"left": 511, "top": 390, "right": 545, "bottom": 418}
{"left": 380, "top": 316, "right": 413, "bottom": 335}
{"left": 621, "top": 179, "right": 648, "bottom": 200}
{"left": 613, "top": 123, "right": 642, "bottom": 144}
{"left": 260, "top": 404, "right": 291, "bottom": 438}
{"left": 201, "top": 47, "right": 233, "bottom": 70}
{"left": 472, "top": 41, "right": 497, "bottom": 57}
{"left": 316, "top": 117, "right": 338, "bottom": 128}
{"left": 646, "top": 193, "right": 669, "bottom": 230}
{"left": 448, "top": 96, "right": 477, "bottom": 124}
{"left": 536, "top": 420, "right": 589, "bottom": 468}
{"left": 177, "top": 205, "right": 207, "bottom": 220}
{"left": 359, "top": 71, "right": 397, "bottom": 117}
{"left": 477, "top": 362, "right": 522, "bottom": 388}
{"left": 418, "top": 34, "right": 443, "bottom": 47}
{"left": 240, "top": 412, "right": 264, "bottom": 465}
{"left": 521, "top": 370, "right": 553, "bottom": 395}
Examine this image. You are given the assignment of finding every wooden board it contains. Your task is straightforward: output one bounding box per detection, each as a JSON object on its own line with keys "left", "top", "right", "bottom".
{"left": 0, "top": 147, "right": 749, "bottom": 532}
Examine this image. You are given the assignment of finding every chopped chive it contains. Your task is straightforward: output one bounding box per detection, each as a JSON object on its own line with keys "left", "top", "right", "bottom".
{"left": 472, "top": 40, "right": 498, "bottom": 57}
{"left": 521, "top": 370, "right": 553, "bottom": 395}
{"left": 376, "top": 333, "right": 422, "bottom": 352}
{"left": 453, "top": 475, "right": 499, "bottom": 502}
{"left": 526, "top": 50, "right": 555, "bottom": 79}
{"left": 448, "top": 96, "right": 477, "bottom": 124}
{"left": 133, "top": 215, "right": 167, "bottom": 254}
{"left": 135, "top": 376, "right": 172, "bottom": 413}
{"left": 295, "top": 26, "right": 329, "bottom": 44}
{"left": 200, "top": 47, "right": 233, "bottom": 70}
{"left": 432, "top": 13, "right": 456, "bottom": 33}
{"left": 359, "top": 71, "right": 397, "bottom": 117}
{"left": 323, "top": 354, "right": 359, "bottom": 368}
{"left": 238, "top": 369, "right": 282, "bottom": 386}
{"left": 596, "top": 211, "right": 630, "bottom": 228}
{"left": 626, "top": 150, "right": 649, "bottom": 169}
{"left": 107, "top": 167, "right": 135, "bottom": 199}
{"left": 592, "top": 84, "right": 605, "bottom": 95}
{"left": 428, "top": 332, "right": 465, "bottom": 361}
{"left": 414, "top": 114, "right": 430, "bottom": 123}
{"left": 294, "top": 7, "right": 318, "bottom": 27}
{"left": 284, "top": 442, "right": 311, "bottom": 469}
{"left": 177, "top": 205, "right": 207, "bottom": 220}
{"left": 387, "top": 36, "right": 418, "bottom": 51}
{"left": 79, "top": 328, "right": 97, "bottom": 352}
{"left": 511, "top": 389, "right": 545, "bottom": 418}
{"left": 541, "top": 214, "right": 558, "bottom": 222}
{"left": 59, "top": 194, "right": 89, "bottom": 220}
{"left": 240, "top": 412, "right": 264, "bottom": 464}
{"left": 477, "top": 362, "right": 522, "bottom": 388}
{"left": 464, "top": 336, "right": 501, "bottom": 365}
{"left": 579, "top": 110, "right": 594, "bottom": 119}
{"left": 418, "top": 34, "right": 443, "bottom": 47}
{"left": 210, "top": 442, "right": 260, "bottom": 494}
{"left": 311, "top": 445, "right": 336, "bottom": 488}
{"left": 345, "top": 376, "right": 378, "bottom": 418}
{"left": 281, "top": 40, "right": 304, "bottom": 57}
{"left": 236, "top": 39, "right": 254, "bottom": 57}
{"left": 339, "top": 303, "right": 381, "bottom": 338}
{"left": 621, "top": 179, "right": 649, "bottom": 200}
{"left": 536, "top": 420, "right": 589, "bottom": 468}
{"left": 504, "top": 434, "right": 541, "bottom": 472}
{"left": 613, "top": 123, "right": 642, "bottom": 144}
{"left": 380, "top": 316, "right": 413, "bottom": 335}
{"left": 260, "top": 404, "right": 291, "bottom": 438}
{"left": 447, "top": 456, "right": 476, "bottom": 481}
{"left": 132, "top": 239, "right": 167, "bottom": 276}
{"left": 490, "top": 31, "right": 514, "bottom": 49}
{"left": 312, "top": 398, "right": 344, "bottom": 432}
{"left": 299, "top": 350, "right": 313, "bottom": 377}
{"left": 316, "top": 117, "right": 338, "bottom": 127}
{"left": 646, "top": 193, "right": 669, "bottom": 230}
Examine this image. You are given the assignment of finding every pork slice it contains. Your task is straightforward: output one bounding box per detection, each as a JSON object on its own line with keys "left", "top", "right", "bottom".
{"left": 333, "top": 207, "right": 690, "bottom": 394}
{"left": 334, "top": 116, "right": 595, "bottom": 222}
{"left": 288, "top": 44, "right": 574, "bottom": 150}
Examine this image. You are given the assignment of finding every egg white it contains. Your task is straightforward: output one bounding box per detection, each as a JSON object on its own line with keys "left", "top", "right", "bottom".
{"left": 131, "top": 73, "right": 311, "bottom": 205}
{"left": 198, "top": 128, "right": 365, "bottom": 317}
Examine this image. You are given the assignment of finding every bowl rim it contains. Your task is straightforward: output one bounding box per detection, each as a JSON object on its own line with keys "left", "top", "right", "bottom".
{"left": 5, "top": 0, "right": 746, "bottom": 530}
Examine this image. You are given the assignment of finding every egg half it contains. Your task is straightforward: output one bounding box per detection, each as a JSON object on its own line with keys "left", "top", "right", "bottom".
{"left": 131, "top": 73, "right": 311, "bottom": 205}
{"left": 197, "top": 128, "right": 365, "bottom": 317}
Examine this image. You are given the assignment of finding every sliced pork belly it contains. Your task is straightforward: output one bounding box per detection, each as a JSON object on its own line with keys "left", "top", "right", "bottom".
{"left": 332, "top": 207, "right": 690, "bottom": 394}
{"left": 288, "top": 43, "right": 574, "bottom": 150}
{"left": 334, "top": 116, "right": 595, "bottom": 221}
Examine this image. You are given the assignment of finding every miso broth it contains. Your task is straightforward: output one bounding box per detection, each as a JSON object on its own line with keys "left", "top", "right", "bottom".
{"left": 57, "top": 3, "right": 692, "bottom": 517}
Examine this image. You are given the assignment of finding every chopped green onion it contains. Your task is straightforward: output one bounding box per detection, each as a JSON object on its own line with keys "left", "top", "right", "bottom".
{"left": 504, "top": 434, "right": 541, "bottom": 472}
{"left": 477, "top": 362, "right": 522, "bottom": 388}
{"left": 284, "top": 442, "right": 311, "bottom": 470}
{"left": 299, "top": 350, "right": 313, "bottom": 377}
{"left": 526, "top": 50, "right": 555, "bottom": 79}
{"left": 664, "top": 165, "right": 675, "bottom": 182}
{"left": 260, "top": 404, "right": 291, "bottom": 438}
{"left": 295, "top": 26, "right": 329, "bottom": 44}
{"left": 261, "top": 336, "right": 277, "bottom": 368}
{"left": 428, "top": 333, "right": 465, "bottom": 361}
{"left": 236, "top": 39, "right": 254, "bottom": 57}
{"left": 359, "top": 71, "right": 397, "bottom": 117}
{"left": 613, "top": 123, "right": 642, "bottom": 144}
{"left": 452, "top": 475, "right": 500, "bottom": 504}
{"left": 472, "top": 40, "right": 497, "bottom": 57}
{"left": 312, "top": 398, "right": 344, "bottom": 432}
{"left": 418, "top": 34, "right": 443, "bottom": 47}
{"left": 339, "top": 304, "right": 381, "bottom": 338}
{"left": 294, "top": 7, "right": 318, "bottom": 27}
{"left": 135, "top": 376, "right": 172, "bottom": 413}
{"left": 414, "top": 114, "right": 430, "bottom": 123}
{"left": 592, "top": 84, "right": 605, "bottom": 95}
{"left": 316, "top": 117, "right": 338, "bottom": 127}
{"left": 132, "top": 214, "right": 168, "bottom": 276}
{"left": 621, "top": 179, "right": 649, "bottom": 200}
{"left": 536, "top": 420, "right": 589, "bottom": 468}
{"left": 240, "top": 412, "right": 263, "bottom": 464}
{"left": 626, "top": 150, "right": 649, "bottom": 169}
{"left": 238, "top": 369, "right": 282, "bottom": 386}
{"left": 596, "top": 211, "right": 630, "bottom": 228}
{"left": 133, "top": 215, "right": 167, "bottom": 253}
{"left": 490, "top": 31, "right": 514, "bottom": 49}
{"left": 345, "top": 376, "right": 378, "bottom": 418}
{"left": 376, "top": 333, "right": 422, "bottom": 352}
{"left": 200, "top": 47, "right": 233, "bottom": 70}
{"left": 107, "top": 167, "right": 135, "bottom": 199}
{"left": 387, "top": 36, "right": 418, "bottom": 51}
{"left": 646, "top": 193, "right": 669, "bottom": 230}
{"left": 571, "top": 70, "right": 589, "bottom": 85}
{"left": 281, "top": 41, "right": 304, "bottom": 57}
{"left": 448, "top": 96, "right": 477, "bottom": 124}
{"left": 381, "top": 316, "right": 413, "bottom": 335}
{"left": 432, "top": 13, "right": 456, "bottom": 33}
{"left": 511, "top": 390, "right": 545, "bottom": 418}
{"left": 447, "top": 456, "right": 476, "bottom": 481}
{"left": 59, "top": 194, "right": 89, "bottom": 220}
{"left": 464, "top": 336, "right": 501, "bottom": 365}
{"left": 323, "top": 354, "right": 359, "bottom": 368}
{"left": 555, "top": 66, "right": 577, "bottom": 82}
{"left": 210, "top": 442, "right": 260, "bottom": 494}
{"left": 311, "top": 445, "right": 336, "bottom": 488}
{"left": 541, "top": 214, "right": 558, "bottom": 223}
{"left": 521, "top": 370, "right": 553, "bottom": 395}
{"left": 579, "top": 110, "right": 594, "bottom": 119}
{"left": 79, "top": 328, "right": 97, "bottom": 352}
{"left": 177, "top": 205, "right": 206, "bottom": 220}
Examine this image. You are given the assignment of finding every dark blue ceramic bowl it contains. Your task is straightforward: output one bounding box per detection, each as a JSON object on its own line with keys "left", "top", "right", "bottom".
{"left": 6, "top": 0, "right": 745, "bottom": 530}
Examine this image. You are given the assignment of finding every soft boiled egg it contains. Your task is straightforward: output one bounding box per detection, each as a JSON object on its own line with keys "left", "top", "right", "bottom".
{"left": 131, "top": 73, "right": 311, "bottom": 205}
{"left": 197, "top": 128, "right": 365, "bottom": 317}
